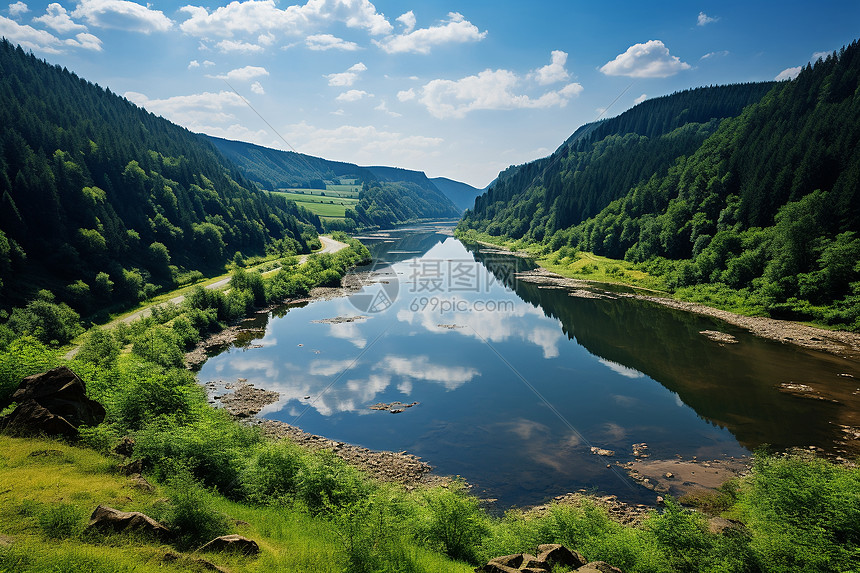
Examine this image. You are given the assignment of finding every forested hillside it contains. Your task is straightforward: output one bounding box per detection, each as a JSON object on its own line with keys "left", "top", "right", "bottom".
{"left": 461, "top": 41, "right": 860, "bottom": 328}
{"left": 466, "top": 83, "right": 774, "bottom": 238}
{"left": 207, "top": 136, "right": 461, "bottom": 230}
{"left": 0, "top": 40, "right": 320, "bottom": 314}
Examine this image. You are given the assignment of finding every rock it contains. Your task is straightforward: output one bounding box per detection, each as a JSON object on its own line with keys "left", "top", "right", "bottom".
{"left": 476, "top": 553, "right": 524, "bottom": 573}
{"left": 119, "top": 459, "right": 144, "bottom": 476}
{"left": 0, "top": 534, "right": 13, "bottom": 547}
{"left": 115, "top": 436, "right": 135, "bottom": 457}
{"left": 86, "top": 505, "right": 169, "bottom": 539}
{"left": 519, "top": 554, "right": 548, "bottom": 571}
{"left": 130, "top": 473, "right": 155, "bottom": 492}
{"left": 198, "top": 534, "right": 261, "bottom": 556}
{"left": 707, "top": 517, "right": 745, "bottom": 535}
{"left": 537, "top": 544, "right": 587, "bottom": 569}
{"left": 0, "top": 366, "right": 105, "bottom": 437}
{"left": 699, "top": 330, "right": 738, "bottom": 344}
{"left": 578, "top": 562, "right": 624, "bottom": 573}
{"left": 590, "top": 446, "right": 615, "bottom": 457}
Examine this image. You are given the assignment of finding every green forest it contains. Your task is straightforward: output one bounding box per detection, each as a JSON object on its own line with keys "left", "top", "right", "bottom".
{"left": 460, "top": 41, "right": 860, "bottom": 330}
{"left": 0, "top": 39, "right": 323, "bottom": 316}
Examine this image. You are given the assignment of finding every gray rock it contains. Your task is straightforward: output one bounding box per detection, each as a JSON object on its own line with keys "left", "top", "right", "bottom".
{"left": 578, "top": 562, "right": 624, "bottom": 573}
{"left": 0, "top": 367, "right": 105, "bottom": 437}
{"left": 537, "top": 544, "right": 587, "bottom": 569}
{"left": 198, "top": 534, "right": 261, "bottom": 556}
{"left": 86, "top": 505, "right": 169, "bottom": 539}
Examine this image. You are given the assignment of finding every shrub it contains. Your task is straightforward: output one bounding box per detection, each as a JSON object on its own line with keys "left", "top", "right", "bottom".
{"left": 419, "top": 481, "right": 489, "bottom": 563}
{"left": 160, "top": 470, "right": 231, "bottom": 550}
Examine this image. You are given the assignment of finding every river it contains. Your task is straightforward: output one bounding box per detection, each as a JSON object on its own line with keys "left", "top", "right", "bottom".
{"left": 198, "top": 224, "right": 860, "bottom": 507}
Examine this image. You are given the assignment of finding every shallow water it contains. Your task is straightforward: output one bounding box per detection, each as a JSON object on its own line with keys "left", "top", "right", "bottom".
{"left": 198, "top": 225, "right": 860, "bottom": 507}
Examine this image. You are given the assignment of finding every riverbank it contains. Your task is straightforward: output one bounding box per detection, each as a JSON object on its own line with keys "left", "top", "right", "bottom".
{"left": 467, "top": 235, "right": 860, "bottom": 361}
{"left": 513, "top": 267, "right": 860, "bottom": 360}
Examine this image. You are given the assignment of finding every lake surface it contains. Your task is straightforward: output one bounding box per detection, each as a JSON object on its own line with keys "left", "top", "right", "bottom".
{"left": 198, "top": 224, "right": 860, "bottom": 507}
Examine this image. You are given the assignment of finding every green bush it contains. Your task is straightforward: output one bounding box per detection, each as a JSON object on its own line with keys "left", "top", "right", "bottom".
{"left": 297, "top": 450, "right": 371, "bottom": 514}
{"left": 241, "top": 440, "right": 305, "bottom": 504}
{"left": 0, "top": 336, "right": 58, "bottom": 403}
{"left": 419, "top": 481, "right": 489, "bottom": 563}
{"left": 160, "top": 470, "right": 231, "bottom": 550}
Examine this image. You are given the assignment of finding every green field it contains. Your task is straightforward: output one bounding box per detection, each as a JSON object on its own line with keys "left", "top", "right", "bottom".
{"left": 271, "top": 183, "right": 360, "bottom": 218}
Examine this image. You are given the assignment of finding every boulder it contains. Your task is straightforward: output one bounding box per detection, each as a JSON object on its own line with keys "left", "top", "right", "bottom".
{"left": 115, "top": 436, "right": 135, "bottom": 457}
{"left": 130, "top": 473, "right": 155, "bottom": 492}
{"left": 0, "top": 367, "right": 105, "bottom": 437}
{"left": 198, "top": 534, "right": 261, "bottom": 556}
{"left": 578, "top": 562, "right": 624, "bottom": 573}
{"left": 476, "top": 554, "right": 524, "bottom": 573}
{"left": 1, "top": 400, "right": 78, "bottom": 437}
{"left": 707, "top": 516, "right": 745, "bottom": 535}
{"left": 537, "top": 544, "right": 587, "bottom": 569}
{"left": 477, "top": 546, "right": 590, "bottom": 573}
{"left": 86, "top": 505, "right": 169, "bottom": 539}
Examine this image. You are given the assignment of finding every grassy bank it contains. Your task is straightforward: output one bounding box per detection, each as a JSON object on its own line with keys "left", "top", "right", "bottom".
{"left": 2, "top": 232, "right": 859, "bottom": 572}
{"left": 455, "top": 228, "right": 853, "bottom": 325}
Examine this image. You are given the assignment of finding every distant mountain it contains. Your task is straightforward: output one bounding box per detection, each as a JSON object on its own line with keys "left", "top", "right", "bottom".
{"left": 0, "top": 39, "right": 319, "bottom": 312}
{"left": 206, "top": 136, "right": 461, "bottom": 229}
{"left": 429, "top": 177, "right": 483, "bottom": 212}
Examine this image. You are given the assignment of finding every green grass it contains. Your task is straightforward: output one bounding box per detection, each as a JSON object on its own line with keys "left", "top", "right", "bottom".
{"left": 272, "top": 191, "right": 359, "bottom": 218}
{"left": 455, "top": 229, "right": 668, "bottom": 292}
{"left": 0, "top": 436, "right": 475, "bottom": 573}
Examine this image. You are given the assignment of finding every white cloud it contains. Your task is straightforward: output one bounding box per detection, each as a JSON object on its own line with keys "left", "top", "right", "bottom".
{"left": 531, "top": 50, "right": 570, "bottom": 85}
{"left": 811, "top": 51, "right": 829, "bottom": 61}
{"left": 415, "top": 68, "right": 583, "bottom": 119}
{"left": 634, "top": 93, "right": 647, "bottom": 105}
{"left": 397, "top": 88, "right": 416, "bottom": 102}
{"left": 378, "top": 355, "right": 478, "bottom": 391}
{"left": 8, "top": 2, "right": 27, "bottom": 17}
{"left": 697, "top": 12, "right": 718, "bottom": 26}
{"left": 375, "top": 100, "right": 401, "bottom": 117}
{"left": 775, "top": 66, "right": 801, "bottom": 81}
{"left": 72, "top": 0, "right": 172, "bottom": 33}
{"left": 65, "top": 31, "right": 102, "bottom": 50}
{"left": 188, "top": 59, "right": 200, "bottom": 69}
{"left": 124, "top": 90, "right": 246, "bottom": 128}
{"left": 0, "top": 14, "right": 64, "bottom": 53}
{"left": 309, "top": 359, "right": 356, "bottom": 377}
{"left": 600, "top": 40, "right": 691, "bottom": 78}
{"left": 599, "top": 358, "right": 644, "bottom": 379}
{"left": 180, "top": 0, "right": 392, "bottom": 41}
{"left": 325, "top": 62, "right": 366, "bottom": 86}
{"left": 216, "top": 39, "right": 265, "bottom": 53}
{"left": 250, "top": 81, "right": 265, "bottom": 94}
{"left": 375, "top": 11, "right": 486, "bottom": 54}
{"left": 701, "top": 50, "right": 729, "bottom": 60}
{"left": 203, "top": 59, "right": 215, "bottom": 67}
{"left": 283, "top": 121, "right": 443, "bottom": 165}
{"left": 210, "top": 65, "right": 269, "bottom": 82}
{"left": 396, "top": 10, "right": 415, "bottom": 33}
{"left": 336, "top": 89, "right": 370, "bottom": 102}
{"left": 306, "top": 33, "right": 359, "bottom": 51}
{"left": 34, "top": 3, "right": 86, "bottom": 33}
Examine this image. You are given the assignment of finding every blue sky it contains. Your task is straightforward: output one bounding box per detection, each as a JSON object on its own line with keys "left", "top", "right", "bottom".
{"left": 2, "top": 1, "right": 857, "bottom": 187}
